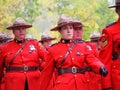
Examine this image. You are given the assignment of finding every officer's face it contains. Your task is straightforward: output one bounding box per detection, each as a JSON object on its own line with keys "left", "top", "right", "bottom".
{"left": 13, "top": 27, "right": 26, "bottom": 40}
{"left": 59, "top": 24, "right": 73, "bottom": 40}
{"left": 116, "top": 7, "right": 120, "bottom": 17}
{"left": 42, "top": 40, "right": 51, "bottom": 49}
{"left": 73, "top": 27, "right": 83, "bottom": 40}
{"left": 91, "top": 40, "right": 101, "bottom": 51}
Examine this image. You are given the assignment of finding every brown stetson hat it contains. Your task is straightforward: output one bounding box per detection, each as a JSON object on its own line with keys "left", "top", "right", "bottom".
{"left": 73, "top": 18, "right": 84, "bottom": 28}
{"left": 39, "top": 33, "right": 56, "bottom": 42}
{"left": 0, "top": 32, "right": 12, "bottom": 41}
{"left": 109, "top": 0, "right": 120, "bottom": 8}
{"left": 90, "top": 32, "right": 100, "bottom": 41}
{"left": 50, "top": 14, "right": 73, "bottom": 31}
{"left": 6, "top": 17, "right": 32, "bottom": 30}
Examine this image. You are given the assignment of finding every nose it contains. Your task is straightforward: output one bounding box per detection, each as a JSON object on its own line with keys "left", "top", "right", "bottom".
{"left": 19, "top": 28, "right": 25, "bottom": 32}
{"left": 67, "top": 29, "right": 70, "bottom": 33}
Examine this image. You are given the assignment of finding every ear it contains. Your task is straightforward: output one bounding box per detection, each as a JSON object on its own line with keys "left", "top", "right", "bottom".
{"left": 115, "top": 7, "right": 118, "bottom": 13}
{"left": 12, "top": 30, "right": 15, "bottom": 34}
{"left": 115, "top": 7, "right": 120, "bottom": 13}
{"left": 58, "top": 29, "right": 61, "bottom": 33}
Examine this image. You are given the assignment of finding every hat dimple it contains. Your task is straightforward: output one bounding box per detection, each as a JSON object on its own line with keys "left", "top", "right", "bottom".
{"left": 13, "top": 17, "right": 26, "bottom": 25}
{"left": 73, "top": 18, "right": 83, "bottom": 27}
{"left": 58, "top": 14, "right": 73, "bottom": 25}
{"left": 39, "top": 32, "right": 56, "bottom": 42}
{"left": 50, "top": 14, "right": 73, "bottom": 31}
{"left": 41, "top": 33, "right": 51, "bottom": 39}
{"left": 73, "top": 18, "right": 82, "bottom": 23}
{"left": 15, "top": 17, "right": 25, "bottom": 23}
{"left": 90, "top": 31, "right": 100, "bottom": 39}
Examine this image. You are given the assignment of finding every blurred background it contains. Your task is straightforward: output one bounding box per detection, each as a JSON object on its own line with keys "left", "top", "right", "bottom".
{"left": 0, "top": 0, "right": 117, "bottom": 41}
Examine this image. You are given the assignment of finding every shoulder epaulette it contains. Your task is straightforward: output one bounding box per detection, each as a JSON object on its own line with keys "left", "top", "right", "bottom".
{"left": 106, "top": 22, "right": 116, "bottom": 28}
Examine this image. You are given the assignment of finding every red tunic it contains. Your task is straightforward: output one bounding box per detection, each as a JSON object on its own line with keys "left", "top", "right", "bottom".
{"left": 40, "top": 41, "right": 104, "bottom": 90}
{"left": 39, "top": 48, "right": 47, "bottom": 71}
{"left": 0, "top": 68, "right": 6, "bottom": 90}
{"left": 1, "top": 79, "right": 5, "bottom": 90}
{"left": 85, "top": 42, "right": 102, "bottom": 90}
{"left": 0, "top": 39, "right": 45, "bottom": 90}
{"left": 39, "top": 48, "right": 55, "bottom": 90}
{"left": 99, "top": 18, "right": 120, "bottom": 89}
{"left": 0, "top": 45, "right": 6, "bottom": 90}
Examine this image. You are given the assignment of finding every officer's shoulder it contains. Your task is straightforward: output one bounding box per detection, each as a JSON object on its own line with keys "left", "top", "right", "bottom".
{"left": 75, "top": 40, "right": 85, "bottom": 43}
{"left": 27, "top": 38, "right": 38, "bottom": 43}
{"left": 49, "top": 42, "right": 59, "bottom": 47}
{"left": 106, "top": 22, "right": 116, "bottom": 28}
{"left": 27, "top": 38, "right": 37, "bottom": 41}
{"left": 0, "top": 39, "right": 13, "bottom": 47}
{"left": 4, "top": 39, "right": 13, "bottom": 44}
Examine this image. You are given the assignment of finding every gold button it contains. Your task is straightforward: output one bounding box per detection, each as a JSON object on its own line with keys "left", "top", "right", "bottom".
{"left": 72, "top": 58, "right": 74, "bottom": 61}
{"left": 60, "top": 56, "right": 62, "bottom": 58}
{"left": 21, "top": 56, "right": 24, "bottom": 59}
{"left": 67, "top": 44, "right": 69, "bottom": 46}
{"left": 38, "top": 71, "right": 40, "bottom": 73}
{"left": 57, "top": 80, "right": 60, "bottom": 83}
{"left": 74, "top": 74, "right": 77, "bottom": 77}
{"left": 24, "top": 72, "right": 26, "bottom": 74}
{"left": 113, "top": 65, "right": 116, "bottom": 68}
{"left": 87, "top": 79, "right": 90, "bottom": 82}
{"left": 81, "top": 53, "right": 83, "bottom": 55}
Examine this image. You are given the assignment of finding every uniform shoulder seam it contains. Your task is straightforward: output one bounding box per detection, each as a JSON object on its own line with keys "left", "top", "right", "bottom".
{"left": 49, "top": 42, "right": 58, "bottom": 47}
{"left": 106, "top": 22, "right": 116, "bottom": 28}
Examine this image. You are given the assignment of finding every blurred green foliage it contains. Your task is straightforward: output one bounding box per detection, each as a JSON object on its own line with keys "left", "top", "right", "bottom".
{"left": 0, "top": 0, "right": 117, "bottom": 41}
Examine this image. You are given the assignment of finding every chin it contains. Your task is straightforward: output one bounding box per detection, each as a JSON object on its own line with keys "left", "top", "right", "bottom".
{"left": 19, "top": 37, "right": 25, "bottom": 40}
{"left": 67, "top": 38, "right": 72, "bottom": 40}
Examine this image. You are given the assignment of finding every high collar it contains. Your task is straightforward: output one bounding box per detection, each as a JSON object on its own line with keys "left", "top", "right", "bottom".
{"left": 14, "top": 38, "right": 25, "bottom": 44}
{"left": 117, "top": 18, "right": 120, "bottom": 23}
{"left": 74, "top": 39, "right": 84, "bottom": 43}
{"left": 60, "top": 39, "right": 72, "bottom": 44}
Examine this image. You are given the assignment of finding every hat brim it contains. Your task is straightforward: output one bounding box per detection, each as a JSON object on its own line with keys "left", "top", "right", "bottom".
{"left": 109, "top": 5, "right": 120, "bottom": 8}
{"left": 39, "top": 38, "right": 56, "bottom": 42}
{"left": 6, "top": 24, "right": 32, "bottom": 30}
{"left": 90, "top": 37, "right": 100, "bottom": 41}
{"left": 0, "top": 38, "right": 12, "bottom": 41}
{"left": 50, "top": 22, "right": 74, "bottom": 31}
{"left": 73, "top": 22, "right": 86, "bottom": 27}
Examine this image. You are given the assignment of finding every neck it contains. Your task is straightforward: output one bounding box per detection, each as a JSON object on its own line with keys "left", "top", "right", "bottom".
{"left": 14, "top": 38, "right": 25, "bottom": 43}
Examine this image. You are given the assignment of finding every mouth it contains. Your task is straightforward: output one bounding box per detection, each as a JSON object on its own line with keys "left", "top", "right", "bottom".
{"left": 20, "top": 34, "right": 25, "bottom": 36}
{"left": 68, "top": 33, "right": 72, "bottom": 35}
